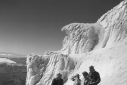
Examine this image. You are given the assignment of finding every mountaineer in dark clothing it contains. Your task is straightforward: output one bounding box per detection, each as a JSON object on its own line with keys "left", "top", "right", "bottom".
{"left": 81, "top": 71, "right": 89, "bottom": 85}
{"left": 51, "top": 73, "right": 64, "bottom": 85}
{"left": 88, "top": 66, "right": 101, "bottom": 85}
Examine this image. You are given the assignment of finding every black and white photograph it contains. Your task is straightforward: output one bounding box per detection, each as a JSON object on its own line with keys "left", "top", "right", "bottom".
{"left": 0, "top": 0, "right": 126, "bottom": 85}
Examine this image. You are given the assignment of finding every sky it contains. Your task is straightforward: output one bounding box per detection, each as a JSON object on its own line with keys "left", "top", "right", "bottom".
{"left": 0, "top": 0, "right": 121, "bottom": 55}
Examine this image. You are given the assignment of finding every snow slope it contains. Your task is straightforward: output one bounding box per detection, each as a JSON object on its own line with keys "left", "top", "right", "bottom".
{"left": 26, "top": 0, "right": 127, "bottom": 85}
{"left": 0, "top": 58, "right": 16, "bottom": 64}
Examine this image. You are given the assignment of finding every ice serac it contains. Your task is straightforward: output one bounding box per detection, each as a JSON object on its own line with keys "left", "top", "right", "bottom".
{"left": 26, "top": 0, "right": 127, "bottom": 85}
{"left": 61, "top": 23, "right": 105, "bottom": 54}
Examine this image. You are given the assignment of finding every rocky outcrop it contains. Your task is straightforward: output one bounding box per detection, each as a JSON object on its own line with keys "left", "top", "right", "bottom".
{"left": 26, "top": 0, "right": 127, "bottom": 85}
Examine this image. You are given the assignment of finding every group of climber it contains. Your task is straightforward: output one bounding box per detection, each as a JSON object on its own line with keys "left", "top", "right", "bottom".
{"left": 71, "top": 66, "right": 101, "bottom": 85}
{"left": 51, "top": 65, "right": 101, "bottom": 85}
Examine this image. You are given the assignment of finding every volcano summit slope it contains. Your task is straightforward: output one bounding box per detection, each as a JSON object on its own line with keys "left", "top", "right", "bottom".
{"left": 26, "top": 0, "right": 127, "bottom": 85}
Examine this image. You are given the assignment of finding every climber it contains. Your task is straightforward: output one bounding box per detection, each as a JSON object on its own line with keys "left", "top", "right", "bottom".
{"left": 71, "top": 74, "right": 81, "bottom": 85}
{"left": 51, "top": 73, "right": 64, "bottom": 85}
{"left": 81, "top": 71, "right": 89, "bottom": 85}
{"left": 88, "top": 66, "right": 101, "bottom": 85}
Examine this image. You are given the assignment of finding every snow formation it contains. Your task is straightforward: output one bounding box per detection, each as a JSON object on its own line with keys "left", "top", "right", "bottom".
{"left": 26, "top": 0, "right": 127, "bottom": 85}
{"left": 0, "top": 58, "right": 16, "bottom": 64}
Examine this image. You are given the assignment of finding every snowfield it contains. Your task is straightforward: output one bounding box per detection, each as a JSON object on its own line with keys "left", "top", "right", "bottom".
{"left": 0, "top": 58, "right": 16, "bottom": 64}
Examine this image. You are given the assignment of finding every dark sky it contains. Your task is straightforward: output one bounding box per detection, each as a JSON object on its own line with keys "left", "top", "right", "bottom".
{"left": 0, "top": 0, "right": 120, "bottom": 55}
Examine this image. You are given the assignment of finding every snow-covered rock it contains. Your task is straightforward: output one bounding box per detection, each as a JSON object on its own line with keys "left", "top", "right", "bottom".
{"left": 0, "top": 58, "right": 16, "bottom": 64}
{"left": 26, "top": 0, "right": 127, "bottom": 85}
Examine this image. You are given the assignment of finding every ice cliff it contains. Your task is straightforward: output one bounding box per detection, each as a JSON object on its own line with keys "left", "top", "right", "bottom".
{"left": 26, "top": 0, "right": 127, "bottom": 85}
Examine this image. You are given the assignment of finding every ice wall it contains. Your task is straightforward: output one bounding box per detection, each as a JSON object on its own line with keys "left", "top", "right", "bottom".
{"left": 26, "top": 53, "right": 76, "bottom": 85}
{"left": 61, "top": 23, "right": 105, "bottom": 54}
{"left": 26, "top": 0, "right": 127, "bottom": 85}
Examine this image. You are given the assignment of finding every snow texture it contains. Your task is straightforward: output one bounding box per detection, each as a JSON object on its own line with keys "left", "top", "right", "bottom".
{"left": 26, "top": 0, "right": 127, "bottom": 85}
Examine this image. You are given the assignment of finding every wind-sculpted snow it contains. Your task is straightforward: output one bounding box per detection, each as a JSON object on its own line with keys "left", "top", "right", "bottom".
{"left": 26, "top": 0, "right": 127, "bottom": 85}
{"left": 26, "top": 54, "right": 49, "bottom": 85}
{"left": 97, "top": 0, "right": 127, "bottom": 47}
{"left": 26, "top": 53, "right": 75, "bottom": 85}
{"left": 61, "top": 23, "right": 105, "bottom": 54}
